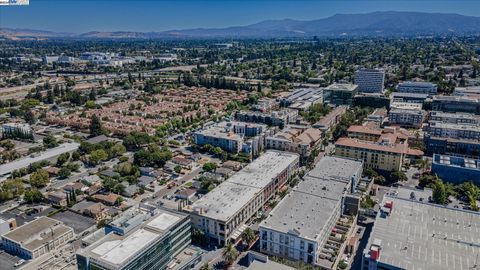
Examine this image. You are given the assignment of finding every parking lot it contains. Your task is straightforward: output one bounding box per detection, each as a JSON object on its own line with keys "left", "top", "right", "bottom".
{"left": 50, "top": 210, "right": 96, "bottom": 234}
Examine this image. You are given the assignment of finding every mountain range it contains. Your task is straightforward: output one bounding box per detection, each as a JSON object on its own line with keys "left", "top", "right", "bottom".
{"left": 2, "top": 11, "right": 480, "bottom": 40}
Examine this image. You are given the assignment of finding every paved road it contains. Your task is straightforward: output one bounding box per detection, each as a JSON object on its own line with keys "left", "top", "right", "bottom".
{"left": 0, "top": 142, "right": 80, "bottom": 180}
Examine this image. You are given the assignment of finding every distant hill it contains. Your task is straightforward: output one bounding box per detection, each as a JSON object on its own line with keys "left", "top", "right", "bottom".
{"left": 2, "top": 11, "right": 480, "bottom": 40}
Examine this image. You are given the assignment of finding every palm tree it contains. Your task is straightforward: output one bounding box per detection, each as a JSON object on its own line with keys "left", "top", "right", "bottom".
{"left": 222, "top": 241, "right": 238, "bottom": 266}
{"left": 243, "top": 227, "right": 256, "bottom": 247}
{"left": 418, "top": 158, "right": 430, "bottom": 173}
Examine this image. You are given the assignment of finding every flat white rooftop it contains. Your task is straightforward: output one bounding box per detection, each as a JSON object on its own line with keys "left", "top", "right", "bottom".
{"left": 93, "top": 229, "right": 158, "bottom": 265}
{"left": 78, "top": 208, "right": 187, "bottom": 268}
{"left": 147, "top": 213, "right": 180, "bottom": 232}
{"left": 189, "top": 151, "right": 299, "bottom": 222}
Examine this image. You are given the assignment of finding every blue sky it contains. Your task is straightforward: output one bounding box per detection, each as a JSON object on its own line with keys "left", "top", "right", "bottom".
{"left": 1, "top": 0, "right": 479, "bottom": 33}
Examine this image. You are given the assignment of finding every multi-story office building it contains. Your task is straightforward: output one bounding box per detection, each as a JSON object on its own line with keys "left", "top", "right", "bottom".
{"left": 235, "top": 109, "right": 298, "bottom": 127}
{"left": 313, "top": 105, "right": 347, "bottom": 134}
{"left": 362, "top": 188, "right": 480, "bottom": 270}
{"left": 431, "top": 154, "right": 480, "bottom": 185}
{"left": 77, "top": 208, "right": 193, "bottom": 270}
{"left": 428, "top": 111, "right": 480, "bottom": 125}
{"left": 353, "top": 93, "right": 391, "bottom": 109}
{"left": 259, "top": 156, "right": 362, "bottom": 267}
{"left": 184, "top": 151, "right": 299, "bottom": 246}
{"left": 2, "top": 217, "right": 74, "bottom": 260}
{"left": 453, "top": 86, "right": 480, "bottom": 98}
{"left": 266, "top": 127, "right": 322, "bottom": 161}
{"left": 395, "top": 81, "right": 437, "bottom": 94}
{"left": 57, "top": 55, "right": 75, "bottom": 64}
{"left": 388, "top": 108, "right": 426, "bottom": 128}
{"left": 390, "top": 92, "right": 429, "bottom": 104}
{"left": 354, "top": 68, "right": 385, "bottom": 93}
{"left": 281, "top": 88, "right": 323, "bottom": 111}
{"left": 193, "top": 121, "right": 270, "bottom": 156}
{"left": 431, "top": 95, "right": 480, "bottom": 114}
{"left": 322, "top": 83, "right": 358, "bottom": 106}
{"left": 427, "top": 122, "right": 480, "bottom": 141}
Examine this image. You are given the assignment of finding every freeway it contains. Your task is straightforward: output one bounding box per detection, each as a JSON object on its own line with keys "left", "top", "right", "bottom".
{"left": 0, "top": 142, "right": 80, "bottom": 179}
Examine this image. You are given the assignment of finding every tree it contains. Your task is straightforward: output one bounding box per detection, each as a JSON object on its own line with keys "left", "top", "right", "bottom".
{"left": 0, "top": 140, "right": 15, "bottom": 150}
{"left": 417, "top": 158, "right": 430, "bottom": 173}
{"left": 90, "top": 115, "right": 104, "bottom": 136}
{"left": 390, "top": 171, "right": 407, "bottom": 183}
{"left": 432, "top": 180, "right": 447, "bottom": 205}
{"left": 43, "top": 134, "right": 58, "bottom": 148}
{"left": 56, "top": 152, "right": 70, "bottom": 166}
{"left": 1, "top": 178, "right": 25, "bottom": 200}
{"left": 85, "top": 100, "right": 96, "bottom": 109}
{"left": 419, "top": 174, "right": 438, "bottom": 188}
{"left": 71, "top": 190, "right": 77, "bottom": 202}
{"left": 222, "top": 241, "right": 238, "bottom": 265}
{"left": 321, "top": 137, "right": 329, "bottom": 151}
{"left": 115, "top": 196, "right": 124, "bottom": 206}
{"left": 30, "top": 169, "right": 50, "bottom": 188}
{"left": 89, "top": 149, "right": 108, "bottom": 166}
{"left": 202, "top": 162, "right": 217, "bottom": 172}
{"left": 24, "top": 110, "right": 36, "bottom": 125}
{"left": 110, "top": 143, "right": 126, "bottom": 157}
{"left": 199, "top": 263, "right": 213, "bottom": 270}
{"left": 123, "top": 132, "right": 154, "bottom": 151}
{"left": 457, "top": 181, "right": 479, "bottom": 211}
{"left": 174, "top": 165, "right": 182, "bottom": 174}
{"left": 242, "top": 227, "right": 256, "bottom": 246}
{"left": 97, "top": 219, "right": 108, "bottom": 229}
{"left": 58, "top": 167, "right": 71, "bottom": 179}
{"left": 46, "top": 90, "right": 55, "bottom": 104}
{"left": 24, "top": 189, "right": 44, "bottom": 204}
{"left": 71, "top": 151, "right": 81, "bottom": 161}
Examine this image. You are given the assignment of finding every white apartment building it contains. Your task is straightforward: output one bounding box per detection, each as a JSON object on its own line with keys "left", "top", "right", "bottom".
{"left": 184, "top": 151, "right": 299, "bottom": 246}
{"left": 259, "top": 157, "right": 363, "bottom": 266}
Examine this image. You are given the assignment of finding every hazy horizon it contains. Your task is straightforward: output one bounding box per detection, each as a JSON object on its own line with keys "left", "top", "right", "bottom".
{"left": 1, "top": 0, "right": 480, "bottom": 33}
